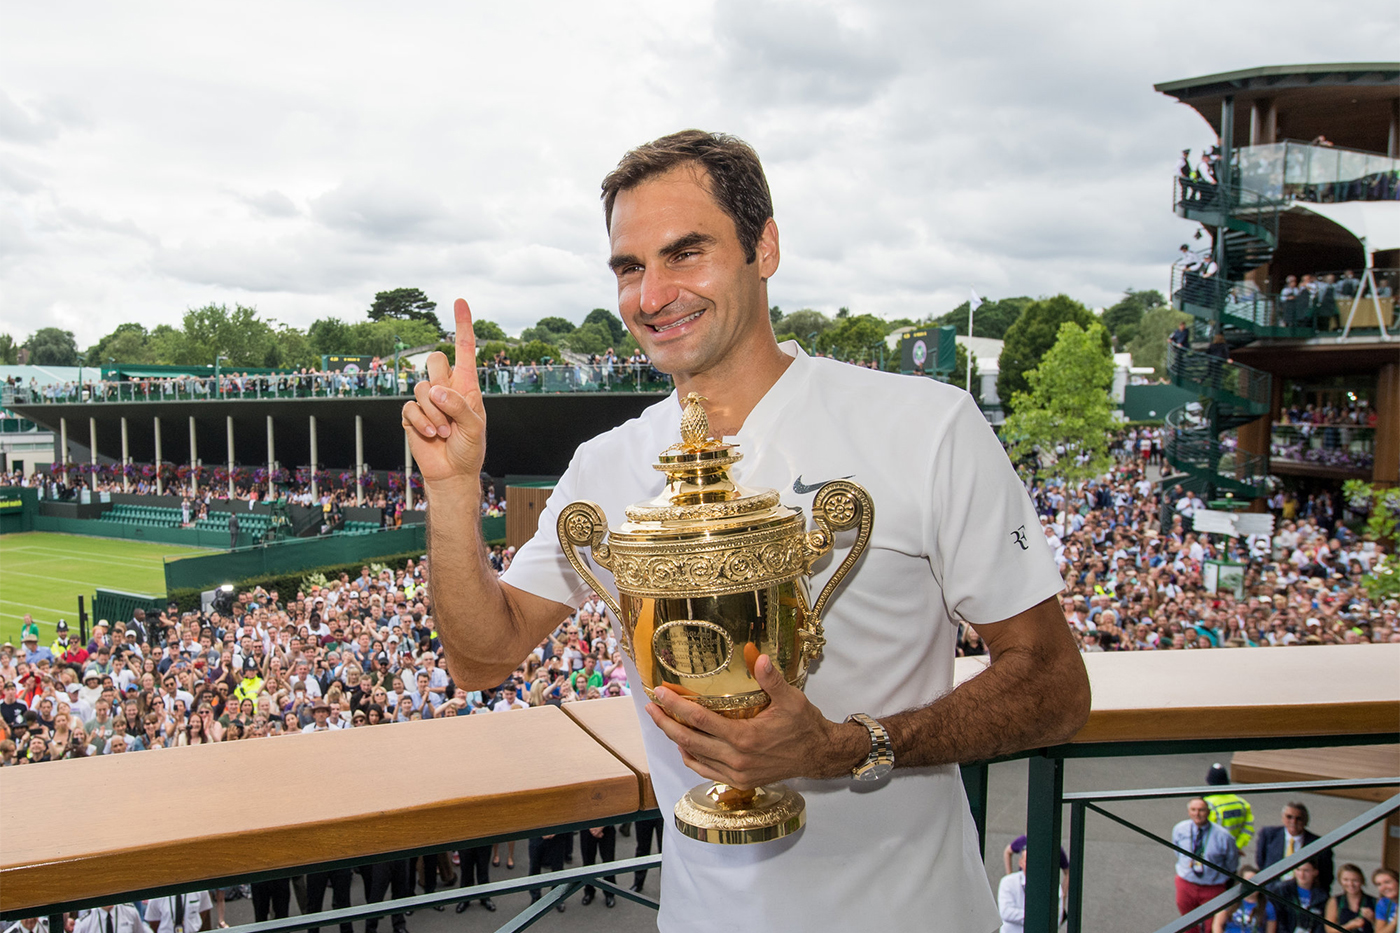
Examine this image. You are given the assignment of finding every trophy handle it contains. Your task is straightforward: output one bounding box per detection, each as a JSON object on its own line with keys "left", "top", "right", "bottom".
{"left": 556, "top": 500, "right": 630, "bottom": 657}
{"left": 806, "top": 480, "right": 875, "bottom": 624}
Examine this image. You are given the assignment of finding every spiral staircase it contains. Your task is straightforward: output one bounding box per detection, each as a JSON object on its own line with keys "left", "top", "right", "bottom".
{"left": 1163, "top": 178, "right": 1281, "bottom": 498}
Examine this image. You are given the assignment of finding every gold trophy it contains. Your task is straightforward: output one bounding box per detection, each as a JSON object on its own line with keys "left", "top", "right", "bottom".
{"left": 557, "top": 393, "right": 873, "bottom": 844}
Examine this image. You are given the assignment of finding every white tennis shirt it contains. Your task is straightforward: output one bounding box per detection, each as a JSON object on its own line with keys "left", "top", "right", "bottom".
{"left": 503, "top": 343, "right": 1063, "bottom": 931}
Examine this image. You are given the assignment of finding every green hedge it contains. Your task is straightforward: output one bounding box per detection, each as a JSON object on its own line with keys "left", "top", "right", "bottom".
{"left": 167, "top": 550, "right": 429, "bottom": 612}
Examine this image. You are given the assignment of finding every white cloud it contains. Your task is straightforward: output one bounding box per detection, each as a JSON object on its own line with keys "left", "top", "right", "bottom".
{"left": 0, "top": 0, "right": 1395, "bottom": 347}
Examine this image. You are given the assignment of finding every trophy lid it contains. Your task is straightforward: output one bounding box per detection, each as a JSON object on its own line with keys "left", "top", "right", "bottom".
{"left": 622, "top": 393, "right": 789, "bottom": 527}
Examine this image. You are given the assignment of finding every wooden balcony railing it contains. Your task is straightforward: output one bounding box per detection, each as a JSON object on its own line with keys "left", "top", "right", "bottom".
{"left": 3, "top": 644, "right": 1396, "bottom": 929}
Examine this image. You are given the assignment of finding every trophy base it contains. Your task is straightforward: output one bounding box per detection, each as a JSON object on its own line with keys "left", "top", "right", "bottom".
{"left": 673, "top": 781, "right": 806, "bottom": 845}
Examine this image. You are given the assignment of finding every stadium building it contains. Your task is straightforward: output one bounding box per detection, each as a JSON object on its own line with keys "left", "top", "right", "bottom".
{"left": 1154, "top": 62, "right": 1399, "bottom": 501}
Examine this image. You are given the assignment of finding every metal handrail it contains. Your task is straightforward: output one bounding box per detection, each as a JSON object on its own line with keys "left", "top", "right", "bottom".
{"left": 1164, "top": 343, "right": 1270, "bottom": 411}
{"left": 1162, "top": 407, "right": 1270, "bottom": 490}
{"left": 1168, "top": 265, "right": 1342, "bottom": 335}
{"left": 1172, "top": 176, "right": 1283, "bottom": 228}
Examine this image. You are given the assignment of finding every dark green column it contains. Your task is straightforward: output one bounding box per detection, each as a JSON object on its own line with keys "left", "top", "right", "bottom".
{"left": 1024, "top": 753, "right": 1065, "bottom": 933}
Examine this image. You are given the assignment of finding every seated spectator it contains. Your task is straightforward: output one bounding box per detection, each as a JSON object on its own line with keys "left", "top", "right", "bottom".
{"left": 1267, "top": 858, "right": 1330, "bottom": 932}
{"left": 1211, "top": 865, "right": 1276, "bottom": 933}
{"left": 1326, "top": 864, "right": 1377, "bottom": 933}
{"left": 1372, "top": 868, "right": 1397, "bottom": 933}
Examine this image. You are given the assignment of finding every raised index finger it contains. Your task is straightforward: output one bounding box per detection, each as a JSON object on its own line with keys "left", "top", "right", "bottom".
{"left": 451, "top": 298, "right": 478, "bottom": 395}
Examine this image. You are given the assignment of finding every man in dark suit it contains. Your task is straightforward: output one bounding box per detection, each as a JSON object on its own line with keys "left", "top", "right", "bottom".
{"left": 1256, "top": 802, "right": 1333, "bottom": 894}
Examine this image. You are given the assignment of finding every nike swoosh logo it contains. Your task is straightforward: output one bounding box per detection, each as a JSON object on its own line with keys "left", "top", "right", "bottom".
{"left": 793, "top": 474, "right": 854, "bottom": 495}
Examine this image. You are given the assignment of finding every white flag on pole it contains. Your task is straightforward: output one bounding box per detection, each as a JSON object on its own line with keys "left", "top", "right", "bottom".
{"left": 969, "top": 288, "right": 984, "bottom": 311}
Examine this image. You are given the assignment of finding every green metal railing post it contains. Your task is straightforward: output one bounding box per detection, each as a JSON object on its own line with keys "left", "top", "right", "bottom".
{"left": 1025, "top": 752, "right": 1065, "bottom": 933}
{"left": 1066, "top": 800, "right": 1087, "bottom": 933}
{"left": 960, "top": 762, "right": 990, "bottom": 856}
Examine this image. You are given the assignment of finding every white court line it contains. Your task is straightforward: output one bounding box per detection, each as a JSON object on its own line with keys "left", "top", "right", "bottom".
{"left": 2, "top": 548, "right": 173, "bottom": 571}
{"left": 1, "top": 567, "right": 160, "bottom": 589}
{"left": 0, "top": 602, "right": 71, "bottom": 619}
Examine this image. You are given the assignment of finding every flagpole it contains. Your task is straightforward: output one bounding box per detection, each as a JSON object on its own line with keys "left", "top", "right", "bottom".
{"left": 966, "top": 287, "right": 982, "bottom": 395}
{"left": 965, "top": 304, "right": 975, "bottom": 394}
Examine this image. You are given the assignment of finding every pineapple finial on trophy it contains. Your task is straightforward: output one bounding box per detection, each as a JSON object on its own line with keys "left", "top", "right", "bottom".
{"left": 678, "top": 393, "right": 714, "bottom": 450}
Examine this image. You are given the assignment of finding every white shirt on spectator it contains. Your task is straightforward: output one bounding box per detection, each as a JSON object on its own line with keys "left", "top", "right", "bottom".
{"left": 144, "top": 892, "right": 212, "bottom": 933}
{"left": 288, "top": 674, "right": 321, "bottom": 698}
{"left": 74, "top": 906, "right": 151, "bottom": 933}
{"left": 3, "top": 920, "right": 48, "bottom": 933}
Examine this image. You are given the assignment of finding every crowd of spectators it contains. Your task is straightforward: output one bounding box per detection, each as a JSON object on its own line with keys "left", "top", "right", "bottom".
{"left": 1280, "top": 397, "right": 1381, "bottom": 428}
{"left": 2, "top": 354, "right": 671, "bottom": 407}
{"left": 1, "top": 552, "right": 658, "bottom": 925}
{"left": 4, "top": 465, "right": 434, "bottom": 526}
{"left": 971, "top": 435, "right": 1398, "bottom": 659}
{"left": 482, "top": 348, "right": 668, "bottom": 394}
{"left": 1166, "top": 780, "right": 1398, "bottom": 933}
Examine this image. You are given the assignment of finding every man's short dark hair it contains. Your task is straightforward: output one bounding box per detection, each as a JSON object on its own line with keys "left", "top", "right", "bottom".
{"left": 601, "top": 129, "right": 773, "bottom": 264}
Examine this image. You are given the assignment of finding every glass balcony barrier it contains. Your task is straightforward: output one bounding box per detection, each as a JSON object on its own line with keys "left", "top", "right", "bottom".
{"left": 1235, "top": 140, "right": 1400, "bottom": 204}
{"left": 1169, "top": 266, "right": 1397, "bottom": 335}
{"left": 1270, "top": 422, "right": 1376, "bottom": 473}
{"left": 4, "top": 364, "right": 674, "bottom": 405}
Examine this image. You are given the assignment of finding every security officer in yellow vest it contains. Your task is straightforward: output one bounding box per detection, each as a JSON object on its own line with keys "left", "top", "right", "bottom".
{"left": 1204, "top": 763, "right": 1255, "bottom": 855}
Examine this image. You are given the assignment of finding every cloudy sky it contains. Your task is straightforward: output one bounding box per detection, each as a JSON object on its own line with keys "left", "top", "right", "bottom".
{"left": 2, "top": 1, "right": 1396, "bottom": 348}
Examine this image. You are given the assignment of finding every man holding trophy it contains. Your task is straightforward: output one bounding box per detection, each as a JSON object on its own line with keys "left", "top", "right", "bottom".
{"left": 402, "top": 130, "right": 1090, "bottom": 931}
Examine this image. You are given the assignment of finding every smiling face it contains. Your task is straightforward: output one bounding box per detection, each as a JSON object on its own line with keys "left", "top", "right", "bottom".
{"left": 608, "top": 165, "right": 779, "bottom": 382}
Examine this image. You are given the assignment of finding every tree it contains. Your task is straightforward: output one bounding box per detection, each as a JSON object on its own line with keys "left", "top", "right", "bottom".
{"left": 307, "top": 317, "right": 356, "bottom": 357}
{"left": 267, "top": 324, "right": 317, "bottom": 370}
{"left": 520, "top": 315, "right": 576, "bottom": 345}
{"left": 0, "top": 333, "right": 17, "bottom": 365}
{"left": 307, "top": 317, "right": 440, "bottom": 359}
{"left": 516, "top": 339, "right": 562, "bottom": 364}
{"left": 1341, "top": 481, "right": 1400, "bottom": 602}
{"left": 23, "top": 327, "right": 80, "bottom": 366}
{"left": 935, "top": 296, "right": 1032, "bottom": 340}
{"left": 583, "top": 308, "right": 626, "bottom": 346}
{"left": 1001, "top": 322, "right": 1117, "bottom": 482}
{"left": 169, "top": 303, "right": 279, "bottom": 367}
{"left": 562, "top": 321, "right": 613, "bottom": 356}
{"left": 996, "top": 295, "right": 1105, "bottom": 413}
{"left": 771, "top": 309, "right": 833, "bottom": 349}
{"left": 823, "top": 313, "right": 889, "bottom": 363}
{"left": 1101, "top": 288, "right": 1166, "bottom": 349}
{"left": 769, "top": 306, "right": 783, "bottom": 327}
{"left": 146, "top": 325, "right": 182, "bottom": 364}
{"left": 366, "top": 288, "right": 444, "bottom": 338}
{"left": 85, "top": 323, "right": 157, "bottom": 365}
{"left": 1126, "top": 305, "right": 1192, "bottom": 377}
{"left": 475, "top": 340, "right": 512, "bottom": 366}
{"left": 473, "top": 319, "right": 507, "bottom": 342}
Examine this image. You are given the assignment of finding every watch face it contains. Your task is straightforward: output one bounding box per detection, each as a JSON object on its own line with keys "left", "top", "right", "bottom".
{"left": 855, "top": 762, "right": 893, "bottom": 782}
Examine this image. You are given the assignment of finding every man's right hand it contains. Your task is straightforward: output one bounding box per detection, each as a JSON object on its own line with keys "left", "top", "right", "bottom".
{"left": 402, "top": 298, "right": 486, "bottom": 490}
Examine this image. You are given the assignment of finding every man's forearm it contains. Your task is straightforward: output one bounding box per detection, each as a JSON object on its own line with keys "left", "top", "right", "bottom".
{"left": 426, "top": 482, "right": 532, "bottom": 689}
{"left": 883, "top": 635, "right": 1091, "bottom": 769}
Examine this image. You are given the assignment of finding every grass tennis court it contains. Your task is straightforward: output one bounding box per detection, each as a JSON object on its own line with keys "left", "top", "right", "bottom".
{"left": 0, "top": 533, "right": 219, "bottom": 645}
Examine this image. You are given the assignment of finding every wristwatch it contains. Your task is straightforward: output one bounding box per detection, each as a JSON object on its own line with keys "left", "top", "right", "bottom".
{"left": 846, "top": 712, "right": 894, "bottom": 781}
